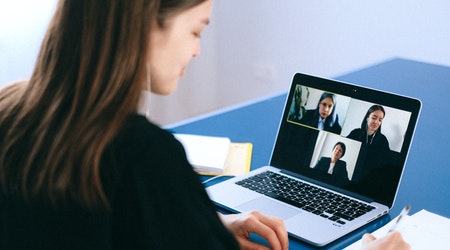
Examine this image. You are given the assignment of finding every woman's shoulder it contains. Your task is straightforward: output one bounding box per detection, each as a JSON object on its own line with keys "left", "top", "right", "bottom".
{"left": 117, "top": 114, "right": 175, "bottom": 145}
{"left": 347, "top": 128, "right": 363, "bottom": 136}
{"left": 337, "top": 160, "right": 347, "bottom": 167}
{"left": 376, "top": 132, "right": 390, "bottom": 146}
{"left": 378, "top": 132, "right": 389, "bottom": 140}
{"left": 107, "top": 114, "right": 184, "bottom": 165}
{"left": 350, "top": 128, "right": 363, "bottom": 133}
{"left": 121, "top": 114, "right": 166, "bottom": 133}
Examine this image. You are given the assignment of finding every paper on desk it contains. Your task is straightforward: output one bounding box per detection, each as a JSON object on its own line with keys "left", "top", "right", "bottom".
{"left": 344, "top": 209, "right": 450, "bottom": 249}
{"left": 174, "top": 133, "right": 230, "bottom": 174}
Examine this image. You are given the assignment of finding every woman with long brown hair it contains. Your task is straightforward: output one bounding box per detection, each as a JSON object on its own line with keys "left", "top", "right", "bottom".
{"left": 0, "top": 1, "right": 287, "bottom": 249}
{"left": 0, "top": 0, "right": 409, "bottom": 249}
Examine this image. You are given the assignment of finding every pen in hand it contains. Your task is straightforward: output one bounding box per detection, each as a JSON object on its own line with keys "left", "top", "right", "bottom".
{"left": 388, "top": 205, "right": 411, "bottom": 233}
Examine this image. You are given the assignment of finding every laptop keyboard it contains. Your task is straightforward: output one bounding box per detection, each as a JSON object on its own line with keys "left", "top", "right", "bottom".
{"left": 235, "top": 171, "right": 375, "bottom": 225}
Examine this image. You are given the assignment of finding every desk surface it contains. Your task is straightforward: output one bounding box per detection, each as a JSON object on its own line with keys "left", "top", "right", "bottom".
{"left": 171, "top": 58, "right": 450, "bottom": 249}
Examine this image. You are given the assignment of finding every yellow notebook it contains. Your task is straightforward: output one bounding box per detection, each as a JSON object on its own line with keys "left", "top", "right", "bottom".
{"left": 223, "top": 142, "right": 253, "bottom": 176}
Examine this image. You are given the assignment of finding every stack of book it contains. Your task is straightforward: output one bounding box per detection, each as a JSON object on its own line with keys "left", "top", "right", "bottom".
{"left": 174, "top": 133, "right": 252, "bottom": 176}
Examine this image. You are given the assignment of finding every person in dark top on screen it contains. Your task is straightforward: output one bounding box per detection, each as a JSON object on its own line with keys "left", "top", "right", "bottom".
{"left": 346, "top": 105, "right": 403, "bottom": 204}
{"left": 300, "top": 92, "right": 342, "bottom": 134}
{"left": 347, "top": 105, "right": 391, "bottom": 182}
{"left": 288, "top": 84, "right": 308, "bottom": 122}
{"left": 314, "top": 142, "right": 349, "bottom": 186}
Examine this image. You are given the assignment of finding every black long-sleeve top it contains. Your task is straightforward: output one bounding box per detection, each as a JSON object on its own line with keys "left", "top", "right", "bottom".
{"left": 0, "top": 114, "right": 238, "bottom": 249}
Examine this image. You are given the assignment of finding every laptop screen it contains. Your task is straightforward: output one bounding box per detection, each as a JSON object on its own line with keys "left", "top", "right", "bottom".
{"left": 270, "top": 73, "right": 421, "bottom": 207}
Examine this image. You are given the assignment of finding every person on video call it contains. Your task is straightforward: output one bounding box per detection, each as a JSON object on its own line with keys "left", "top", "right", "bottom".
{"left": 0, "top": 0, "right": 410, "bottom": 249}
{"left": 347, "top": 105, "right": 391, "bottom": 182}
{"left": 299, "top": 92, "right": 342, "bottom": 134}
{"left": 313, "top": 141, "right": 349, "bottom": 185}
{"left": 288, "top": 85, "right": 307, "bottom": 122}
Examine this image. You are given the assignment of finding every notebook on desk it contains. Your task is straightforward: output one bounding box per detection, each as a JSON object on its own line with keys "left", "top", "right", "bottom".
{"left": 206, "top": 73, "right": 421, "bottom": 246}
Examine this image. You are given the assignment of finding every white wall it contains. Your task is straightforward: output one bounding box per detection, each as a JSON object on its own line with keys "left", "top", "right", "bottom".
{"left": 0, "top": 0, "right": 57, "bottom": 85}
{"left": 2, "top": 0, "right": 450, "bottom": 125}
{"left": 209, "top": 0, "right": 450, "bottom": 117}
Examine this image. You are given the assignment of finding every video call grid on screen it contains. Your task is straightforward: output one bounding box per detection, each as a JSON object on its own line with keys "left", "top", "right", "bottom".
{"left": 285, "top": 84, "right": 412, "bottom": 181}
{"left": 270, "top": 73, "right": 420, "bottom": 205}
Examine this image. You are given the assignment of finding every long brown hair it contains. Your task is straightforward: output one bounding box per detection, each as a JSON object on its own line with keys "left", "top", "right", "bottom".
{"left": 0, "top": 0, "right": 206, "bottom": 210}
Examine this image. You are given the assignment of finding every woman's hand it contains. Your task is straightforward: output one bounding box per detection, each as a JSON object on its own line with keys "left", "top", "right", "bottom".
{"left": 361, "top": 232, "right": 411, "bottom": 250}
{"left": 218, "top": 211, "right": 288, "bottom": 250}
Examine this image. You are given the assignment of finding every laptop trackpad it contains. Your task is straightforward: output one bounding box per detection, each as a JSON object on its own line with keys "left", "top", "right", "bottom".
{"left": 236, "top": 196, "right": 302, "bottom": 220}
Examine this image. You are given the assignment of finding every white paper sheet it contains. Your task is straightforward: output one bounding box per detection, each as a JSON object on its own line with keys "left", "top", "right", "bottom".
{"left": 344, "top": 209, "right": 450, "bottom": 249}
{"left": 174, "top": 133, "right": 230, "bottom": 174}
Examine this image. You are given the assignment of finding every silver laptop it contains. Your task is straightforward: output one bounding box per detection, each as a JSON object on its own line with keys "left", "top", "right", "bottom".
{"left": 206, "top": 73, "right": 421, "bottom": 246}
